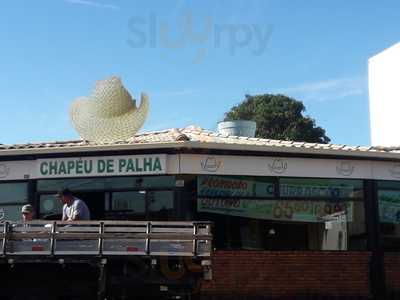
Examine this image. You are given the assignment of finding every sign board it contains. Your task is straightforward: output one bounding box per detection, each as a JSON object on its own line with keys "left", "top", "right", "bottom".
{"left": 279, "top": 182, "right": 355, "bottom": 198}
{"left": 1, "top": 153, "right": 400, "bottom": 181}
{"left": 0, "top": 161, "right": 35, "bottom": 180}
{"left": 0, "top": 155, "right": 175, "bottom": 181}
{"left": 180, "top": 154, "right": 374, "bottom": 179}
{"left": 198, "top": 175, "right": 274, "bottom": 198}
{"left": 198, "top": 198, "right": 353, "bottom": 223}
{"left": 36, "top": 155, "right": 167, "bottom": 178}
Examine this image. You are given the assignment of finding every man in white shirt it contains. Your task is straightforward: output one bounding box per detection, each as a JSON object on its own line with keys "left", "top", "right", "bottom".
{"left": 58, "top": 188, "right": 91, "bottom": 221}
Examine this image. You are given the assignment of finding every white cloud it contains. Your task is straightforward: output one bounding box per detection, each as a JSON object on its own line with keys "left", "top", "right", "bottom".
{"left": 276, "top": 76, "right": 367, "bottom": 102}
{"left": 64, "top": 0, "right": 120, "bottom": 10}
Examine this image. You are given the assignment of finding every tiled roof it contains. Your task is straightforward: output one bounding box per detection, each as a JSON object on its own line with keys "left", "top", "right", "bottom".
{"left": 1, "top": 125, "right": 400, "bottom": 158}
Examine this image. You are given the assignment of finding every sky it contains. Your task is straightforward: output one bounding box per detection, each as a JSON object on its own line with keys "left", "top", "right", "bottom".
{"left": 0, "top": 0, "right": 399, "bottom": 146}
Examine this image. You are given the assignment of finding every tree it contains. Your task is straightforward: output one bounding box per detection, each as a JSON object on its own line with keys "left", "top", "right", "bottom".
{"left": 224, "top": 94, "right": 331, "bottom": 143}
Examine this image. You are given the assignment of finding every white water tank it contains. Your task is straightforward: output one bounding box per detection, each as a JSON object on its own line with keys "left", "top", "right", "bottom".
{"left": 217, "top": 120, "right": 257, "bottom": 137}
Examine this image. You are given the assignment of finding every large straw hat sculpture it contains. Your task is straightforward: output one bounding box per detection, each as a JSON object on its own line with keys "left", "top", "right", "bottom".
{"left": 70, "top": 76, "right": 149, "bottom": 143}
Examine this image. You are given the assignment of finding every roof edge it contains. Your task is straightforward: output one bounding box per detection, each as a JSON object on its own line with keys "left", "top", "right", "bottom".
{"left": 1, "top": 140, "right": 400, "bottom": 162}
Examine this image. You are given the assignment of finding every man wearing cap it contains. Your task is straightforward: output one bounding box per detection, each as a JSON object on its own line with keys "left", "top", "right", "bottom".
{"left": 58, "top": 188, "right": 91, "bottom": 221}
{"left": 21, "top": 204, "right": 34, "bottom": 222}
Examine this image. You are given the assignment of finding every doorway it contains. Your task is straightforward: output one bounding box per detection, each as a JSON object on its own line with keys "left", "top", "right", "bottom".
{"left": 73, "top": 192, "right": 105, "bottom": 220}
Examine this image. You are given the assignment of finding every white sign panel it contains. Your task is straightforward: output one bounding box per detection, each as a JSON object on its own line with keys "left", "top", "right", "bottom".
{"left": 0, "top": 160, "right": 35, "bottom": 181}
{"left": 179, "top": 154, "right": 374, "bottom": 179}
{"left": 372, "top": 161, "right": 400, "bottom": 181}
{"left": 1, "top": 153, "right": 400, "bottom": 181}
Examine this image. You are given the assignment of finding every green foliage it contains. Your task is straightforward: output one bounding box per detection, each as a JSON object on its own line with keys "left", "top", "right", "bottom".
{"left": 224, "top": 94, "right": 331, "bottom": 143}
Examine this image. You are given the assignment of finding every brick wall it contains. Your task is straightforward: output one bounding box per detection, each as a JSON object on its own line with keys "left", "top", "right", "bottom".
{"left": 385, "top": 253, "right": 400, "bottom": 292}
{"left": 201, "top": 251, "right": 371, "bottom": 298}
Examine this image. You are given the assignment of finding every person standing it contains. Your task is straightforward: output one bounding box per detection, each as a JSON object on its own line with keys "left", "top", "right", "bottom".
{"left": 58, "top": 188, "right": 91, "bottom": 221}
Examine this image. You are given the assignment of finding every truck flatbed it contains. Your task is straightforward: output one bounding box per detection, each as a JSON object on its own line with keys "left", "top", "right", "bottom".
{"left": 0, "top": 221, "right": 212, "bottom": 258}
{"left": 0, "top": 221, "right": 213, "bottom": 300}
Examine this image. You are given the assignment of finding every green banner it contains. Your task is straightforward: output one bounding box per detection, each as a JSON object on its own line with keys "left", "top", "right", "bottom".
{"left": 198, "top": 198, "right": 353, "bottom": 222}
{"left": 198, "top": 175, "right": 274, "bottom": 198}
{"left": 280, "top": 183, "right": 355, "bottom": 198}
{"left": 379, "top": 190, "right": 400, "bottom": 224}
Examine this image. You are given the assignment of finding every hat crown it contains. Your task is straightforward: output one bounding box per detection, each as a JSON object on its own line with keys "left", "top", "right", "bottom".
{"left": 21, "top": 204, "right": 33, "bottom": 213}
{"left": 91, "top": 77, "right": 136, "bottom": 118}
{"left": 70, "top": 76, "right": 149, "bottom": 143}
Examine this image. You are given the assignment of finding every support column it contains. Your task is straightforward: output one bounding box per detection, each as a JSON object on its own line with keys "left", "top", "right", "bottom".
{"left": 364, "top": 179, "right": 385, "bottom": 299}
{"left": 97, "top": 258, "right": 107, "bottom": 300}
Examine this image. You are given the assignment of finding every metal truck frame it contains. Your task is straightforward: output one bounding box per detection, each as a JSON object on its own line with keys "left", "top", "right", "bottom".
{"left": 0, "top": 220, "right": 212, "bottom": 300}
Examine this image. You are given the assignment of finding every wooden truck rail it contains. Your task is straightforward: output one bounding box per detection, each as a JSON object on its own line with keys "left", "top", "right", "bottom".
{"left": 0, "top": 221, "right": 212, "bottom": 257}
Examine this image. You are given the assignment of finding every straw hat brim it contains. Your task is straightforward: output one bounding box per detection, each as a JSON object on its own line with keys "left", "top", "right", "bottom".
{"left": 70, "top": 94, "right": 149, "bottom": 143}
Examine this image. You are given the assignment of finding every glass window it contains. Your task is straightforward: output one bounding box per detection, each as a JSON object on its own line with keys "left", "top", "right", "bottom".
{"left": 199, "top": 199, "right": 367, "bottom": 250}
{"left": 239, "top": 219, "right": 310, "bottom": 250}
{"left": 378, "top": 180, "right": 400, "bottom": 190}
{"left": 39, "top": 194, "right": 63, "bottom": 217}
{"left": 37, "top": 176, "right": 176, "bottom": 192}
{"left": 0, "top": 205, "right": 25, "bottom": 221}
{"left": 111, "top": 191, "right": 145, "bottom": 213}
{"left": 198, "top": 175, "right": 275, "bottom": 198}
{"left": 198, "top": 198, "right": 366, "bottom": 251}
{"left": 197, "top": 176, "right": 366, "bottom": 251}
{"left": 279, "top": 178, "right": 364, "bottom": 199}
{"left": 148, "top": 191, "right": 175, "bottom": 220}
{"left": 0, "top": 182, "right": 28, "bottom": 204}
{"left": 378, "top": 189, "right": 400, "bottom": 250}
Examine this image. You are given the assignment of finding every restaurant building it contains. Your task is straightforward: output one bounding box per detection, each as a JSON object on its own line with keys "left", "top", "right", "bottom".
{"left": 1, "top": 125, "right": 400, "bottom": 299}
